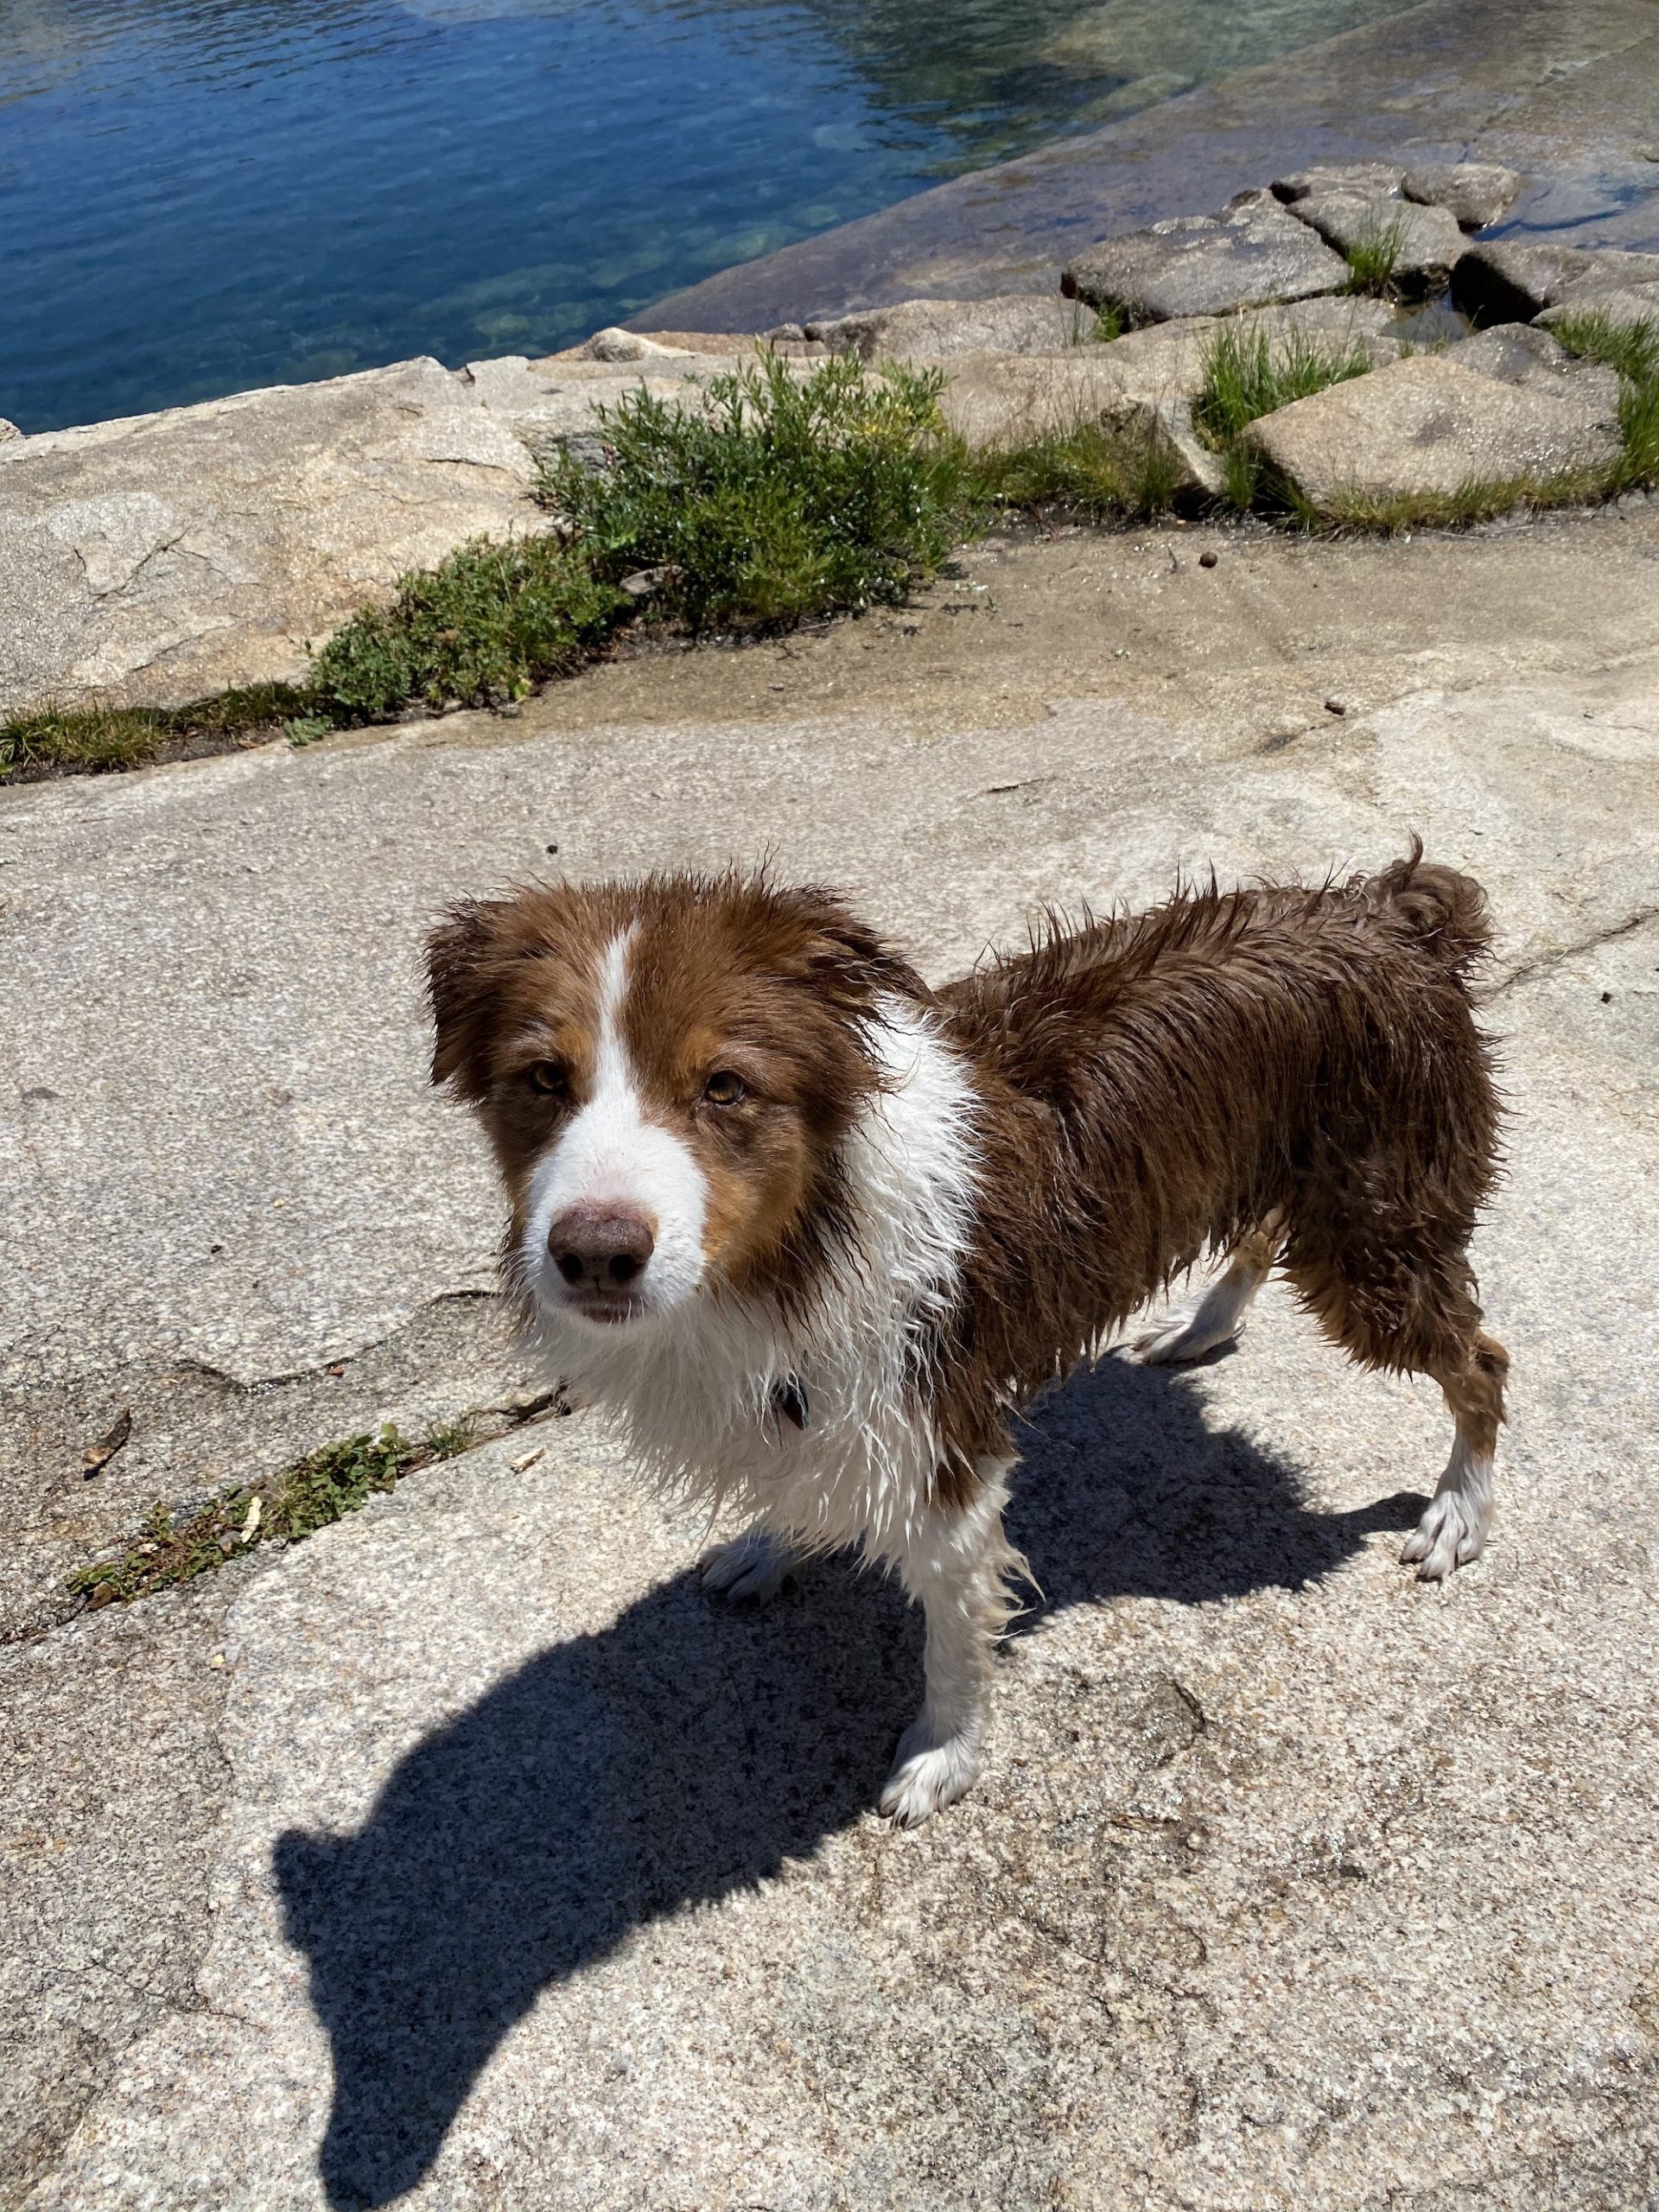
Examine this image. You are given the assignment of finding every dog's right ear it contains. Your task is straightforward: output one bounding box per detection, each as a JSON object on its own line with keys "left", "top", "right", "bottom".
{"left": 424, "top": 899, "right": 509, "bottom": 1096}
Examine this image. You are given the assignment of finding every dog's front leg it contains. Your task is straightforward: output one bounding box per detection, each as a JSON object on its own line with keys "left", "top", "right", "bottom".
{"left": 880, "top": 1460, "right": 1019, "bottom": 1827}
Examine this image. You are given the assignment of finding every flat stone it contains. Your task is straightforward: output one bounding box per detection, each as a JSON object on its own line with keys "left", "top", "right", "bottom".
{"left": 1535, "top": 283, "right": 1659, "bottom": 338}
{"left": 806, "top": 295, "right": 1090, "bottom": 359}
{"left": 1450, "top": 323, "right": 1623, "bottom": 415}
{"left": 1287, "top": 192, "right": 1466, "bottom": 289}
{"left": 1402, "top": 160, "right": 1525, "bottom": 231}
{"left": 577, "top": 327, "right": 695, "bottom": 363}
{"left": 1061, "top": 190, "right": 1348, "bottom": 325}
{"left": 935, "top": 299, "right": 1398, "bottom": 501}
{"left": 1271, "top": 161, "right": 1406, "bottom": 203}
{"left": 0, "top": 359, "right": 539, "bottom": 716}
{"left": 1243, "top": 353, "right": 1621, "bottom": 510}
{"left": 1452, "top": 240, "right": 1659, "bottom": 321}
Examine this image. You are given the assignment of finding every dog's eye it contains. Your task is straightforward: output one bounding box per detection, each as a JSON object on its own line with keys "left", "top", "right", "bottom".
{"left": 527, "top": 1060, "right": 569, "bottom": 1098}
{"left": 702, "top": 1071, "right": 746, "bottom": 1107}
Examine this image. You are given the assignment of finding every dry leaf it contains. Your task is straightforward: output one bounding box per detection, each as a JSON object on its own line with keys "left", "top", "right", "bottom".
{"left": 83, "top": 1408, "right": 133, "bottom": 1478}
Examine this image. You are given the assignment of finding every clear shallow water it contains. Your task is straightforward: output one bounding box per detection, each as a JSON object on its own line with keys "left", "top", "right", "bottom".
{"left": 0, "top": 0, "right": 1408, "bottom": 432}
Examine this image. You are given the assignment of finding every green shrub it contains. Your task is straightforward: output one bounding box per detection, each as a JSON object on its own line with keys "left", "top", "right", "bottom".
{"left": 308, "top": 532, "right": 621, "bottom": 721}
{"left": 540, "top": 353, "right": 972, "bottom": 632}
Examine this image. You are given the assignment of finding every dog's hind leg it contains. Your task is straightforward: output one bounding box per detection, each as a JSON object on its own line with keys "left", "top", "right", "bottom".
{"left": 1281, "top": 1221, "right": 1509, "bottom": 1582}
{"left": 701, "top": 1523, "right": 795, "bottom": 1603}
{"left": 880, "top": 1459, "right": 1022, "bottom": 1827}
{"left": 1402, "top": 1331, "right": 1510, "bottom": 1581}
{"left": 1134, "top": 1218, "right": 1281, "bottom": 1365}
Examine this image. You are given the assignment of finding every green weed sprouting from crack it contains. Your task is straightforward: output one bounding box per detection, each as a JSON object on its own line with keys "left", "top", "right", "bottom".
{"left": 968, "top": 419, "right": 1182, "bottom": 521}
{"left": 1550, "top": 308, "right": 1659, "bottom": 490}
{"left": 67, "top": 1419, "right": 481, "bottom": 1611}
{"left": 0, "top": 684, "right": 312, "bottom": 783}
{"left": 1341, "top": 210, "right": 1408, "bottom": 299}
{"left": 1192, "top": 322, "right": 1376, "bottom": 511}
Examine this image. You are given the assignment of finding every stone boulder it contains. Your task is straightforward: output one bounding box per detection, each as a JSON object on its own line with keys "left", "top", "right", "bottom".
{"left": 579, "top": 327, "right": 695, "bottom": 363}
{"left": 1287, "top": 193, "right": 1465, "bottom": 290}
{"left": 0, "top": 359, "right": 539, "bottom": 717}
{"left": 938, "top": 298, "right": 1398, "bottom": 501}
{"left": 1241, "top": 354, "right": 1621, "bottom": 512}
{"left": 1452, "top": 241, "right": 1659, "bottom": 322}
{"left": 1061, "top": 190, "right": 1347, "bottom": 325}
{"left": 805, "top": 295, "right": 1090, "bottom": 360}
{"left": 1448, "top": 325, "right": 1621, "bottom": 416}
{"left": 1402, "top": 160, "right": 1523, "bottom": 231}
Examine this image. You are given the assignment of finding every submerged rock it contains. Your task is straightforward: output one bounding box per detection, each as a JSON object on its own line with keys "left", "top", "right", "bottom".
{"left": 1287, "top": 193, "right": 1465, "bottom": 290}
{"left": 807, "top": 295, "right": 1090, "bottom": 360}
{"left": 1242, "top": 353, "right": 1620, "bottom": 512}
{"left": 1061, "top": 190, "right": 1347, "bottom": 325}
{"left": 1402, "top": 160, "right": 1523, "bottom": 231}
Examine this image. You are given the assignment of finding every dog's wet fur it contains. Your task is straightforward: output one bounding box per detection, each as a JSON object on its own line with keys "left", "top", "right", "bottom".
{"left": 427, "top": 843, "right": 1507, "bottom": 1822}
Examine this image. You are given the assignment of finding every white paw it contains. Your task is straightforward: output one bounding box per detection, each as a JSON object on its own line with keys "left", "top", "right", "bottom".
{"left": 1133, "top": 1304, "right": 1244, "bottom": 1365}
{"left": 878, "top": 1722, "right": 981, "bottom": 1827}
{"left": 701, "top": 1528, "right": 792, "bottom": 1604}
{"left": 1401, "top": 1491, "right": 1488, "bottom": 1581}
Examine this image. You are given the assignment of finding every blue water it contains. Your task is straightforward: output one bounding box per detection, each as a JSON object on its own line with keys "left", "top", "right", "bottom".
{"left": 0, "top": 0, "right": 1408, "bottom": 433}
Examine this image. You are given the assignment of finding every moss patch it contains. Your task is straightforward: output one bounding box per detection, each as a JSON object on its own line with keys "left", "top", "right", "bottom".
{"left": 68, "top": 1419, "right": 479, "bottom": 1611}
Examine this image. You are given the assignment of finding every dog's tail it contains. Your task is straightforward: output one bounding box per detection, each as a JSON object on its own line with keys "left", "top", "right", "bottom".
{"left": 1363, "top": 836, "right": 1492, "bottom": 978}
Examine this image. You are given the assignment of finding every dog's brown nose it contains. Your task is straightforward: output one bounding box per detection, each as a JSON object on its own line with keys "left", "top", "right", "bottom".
{"left": 547, "top": 1205, "right": 656, "bottom": 1292}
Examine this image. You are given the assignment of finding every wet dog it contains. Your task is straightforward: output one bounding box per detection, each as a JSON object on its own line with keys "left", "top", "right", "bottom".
{"left": 426, "top": 845, "right": 1506, "bottom": 1822}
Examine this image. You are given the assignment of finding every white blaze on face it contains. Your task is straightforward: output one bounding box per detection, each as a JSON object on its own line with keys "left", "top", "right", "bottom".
{"left": 521, "top": 928, "right": 709, "bottom": 1324}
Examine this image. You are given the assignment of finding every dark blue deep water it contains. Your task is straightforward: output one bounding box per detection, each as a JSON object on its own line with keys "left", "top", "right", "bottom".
{"left": 0, "top": 0, "right": 1407, "bottom": 433}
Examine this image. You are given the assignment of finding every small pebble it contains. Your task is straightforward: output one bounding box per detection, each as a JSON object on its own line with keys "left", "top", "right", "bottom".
{"left": 1198, "top": 550, "right": 1219, "bottom": 569}
{"left": 544, "top": 842, "right": 559, "bottom": 855}
{"left": 208, "top": 1652, "right": 226, "bottom": 1669}
{"left": 1601, "top": 990, "right": 1613, "bottom": 1003}
{"left": 1325, "top": 696, "right": 1348, "bottom": 715}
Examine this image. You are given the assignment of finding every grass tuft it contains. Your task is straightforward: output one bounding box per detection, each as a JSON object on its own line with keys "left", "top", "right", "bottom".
{"left": 969, "top": 420, "right": 1181, "bottom": 520}
{"left": 308, "top": 533, "right": 622, "bottom": 721}
{"left": 1091, "top": 304, "right": 1127, "bottom": 344}
{"left": 540, "top": 353, "right": 972, "bottom": 633}
{"left": 1311, "top": 465, "right": 1621, "bottom": 535}
{"left": 67, "top": 1421, "right": 481, "bottom": 1611}
{"left": 1341, "top": 211, "right": 1407, "bottom": 298}
{"left": 0, "top": 683, "right": 315, "bottom": 783}
{"left": 1192, "top": 323, "right": 1376, "bottom": 510}
{"left": 1551, "top": 308, "right": 1659, "bottom": 490}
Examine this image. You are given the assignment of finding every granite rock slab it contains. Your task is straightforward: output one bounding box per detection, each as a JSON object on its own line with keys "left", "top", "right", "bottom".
{"left": 1402, "top": 159, "right": 1525, "bottom": 231}
{"left": 805, "top": 294, "right": 1090, "bottom": 359}
{"left": 1271, "top": 160, "right": 1406, "bottom": 203}
{"left": 1449, "top": 323, "right": 1623, "bottom": 415}
{"left": 0, "top": 359, "right": 540, "bottom": 717}
{"left": 1061, "top": 189, "right": 1348, "bottom": 325}
{"left": 1287, "top": 191, "right": 1466, "bottom": 290}
{"left": 1243, "top": 353, "right": 1621, "bottom": 509}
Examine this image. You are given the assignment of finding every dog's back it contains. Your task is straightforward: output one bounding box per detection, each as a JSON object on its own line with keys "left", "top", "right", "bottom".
{"left": 927, "top": 848, "right": 1503, "bottom": 1473}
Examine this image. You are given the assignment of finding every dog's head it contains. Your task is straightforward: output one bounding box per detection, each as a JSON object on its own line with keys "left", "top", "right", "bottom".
{"left": 426, "top": 873, "right": 919, "bottom": 1332}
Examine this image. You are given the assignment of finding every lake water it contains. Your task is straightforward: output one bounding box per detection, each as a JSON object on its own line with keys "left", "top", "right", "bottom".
{"left": 0, "top": 0, "right": 1408, "bottom": 433}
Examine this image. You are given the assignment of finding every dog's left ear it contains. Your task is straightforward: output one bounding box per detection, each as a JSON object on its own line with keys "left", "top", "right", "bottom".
{"left": 425, "top": 899, "right": 512, "bottom": 1096}
{"left": 768, "top": 884, "right": 923, "bottom": 1013}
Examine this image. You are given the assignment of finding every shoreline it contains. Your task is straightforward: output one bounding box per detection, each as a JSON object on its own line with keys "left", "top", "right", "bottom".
{"left": 643, "top": 0, "right": 1659, "bottom": 332}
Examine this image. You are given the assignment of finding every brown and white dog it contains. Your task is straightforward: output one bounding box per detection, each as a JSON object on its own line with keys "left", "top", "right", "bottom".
{"left": 427, "top": 847, "right": 1507, "bottom": 1824}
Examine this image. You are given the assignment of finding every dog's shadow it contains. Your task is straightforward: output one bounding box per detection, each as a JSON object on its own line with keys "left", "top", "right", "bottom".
{"left": 275, "top": 1352, "right": 1421, "bottom": 2209}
